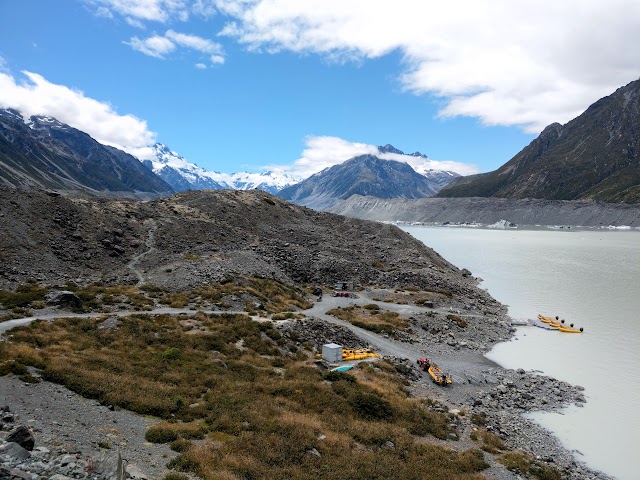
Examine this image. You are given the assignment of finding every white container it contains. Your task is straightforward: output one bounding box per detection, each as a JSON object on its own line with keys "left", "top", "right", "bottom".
{"left": 322, "top": 343, "right": 343, "bottom": 363}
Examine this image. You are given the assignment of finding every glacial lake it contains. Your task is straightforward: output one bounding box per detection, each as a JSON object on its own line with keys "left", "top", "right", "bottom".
{"left": 401, "top": 225, "right": 640, "bottom": 480}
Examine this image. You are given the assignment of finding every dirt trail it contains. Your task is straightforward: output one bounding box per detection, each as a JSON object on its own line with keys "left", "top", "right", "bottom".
{"left": 306, "top": 293, "right": 498, "bottom": 376}
{"left": 0, "top": 307, "right": 245, "bottom": 334}
{"left": 127, "top": 218, "right": 157, "bottom": 286}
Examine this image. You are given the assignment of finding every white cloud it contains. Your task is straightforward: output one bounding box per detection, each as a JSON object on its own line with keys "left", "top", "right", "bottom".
{"left": 215, "top": 0, "right": 640, "bottom": 133}
{"left": 128, "top": 35, "right": 176, "bottom": 57}
{"left": 0, "top": 71, "right": 156, "bottom": 151}
{"left": 166, "top": 29, "right": 223, "bottom": 54}
{"left": 377, "top": 152, "right": 478, "bottom": 177}
{"left": 128, "top": 30, "right": 225, "bottom": 64}
{"left": 125, "top": 16, "right": 146, "bottom": 28}
{"left": 195, "top": 62, "right": 207, "bottom": 69}
{"left": 88, "top": 0, "right": 190, "bottom": 22}
{"left": 266, "top": 136, "right": 477, "bottom": 179}
{"left": 95, "top": 6, "right": 113, "bottom": 18}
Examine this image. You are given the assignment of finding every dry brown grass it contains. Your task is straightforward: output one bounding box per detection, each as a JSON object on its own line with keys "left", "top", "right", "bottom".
{"left": 1, "top": 310, "right": 489, "bottom": 479}
{"left": 499, "top": 451, "right": 562, "bottom": 480}
{"left": 470, "top": 428, "right": 506, "bottom": 453}
{"left": 326, "top": 306, "right": 408, "bottom": 334}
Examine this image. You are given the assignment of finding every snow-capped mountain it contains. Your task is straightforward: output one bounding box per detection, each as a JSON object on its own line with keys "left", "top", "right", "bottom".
{"left": 377, "top": 144, "right": 460, "bottom": 184}
{"left": 210, "top": 170, "right": 300, "bottom": 195}
{"left": 141, "top": 143, "right": 298, "bottom": 193}
{"left": 141, "top": 144, "right": 225, "bottom": 191}
{"left": 0, "top": 109, "right": 173, "bottom": 197}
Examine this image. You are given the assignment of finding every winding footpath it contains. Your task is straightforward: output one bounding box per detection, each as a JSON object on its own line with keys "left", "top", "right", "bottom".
{"left": 127, "top": 218, "right": 158, "bottom": 286}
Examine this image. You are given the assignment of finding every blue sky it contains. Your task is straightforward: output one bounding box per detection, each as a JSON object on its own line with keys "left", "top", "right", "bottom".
{"left": 1, "top": 0, "right": 639, "bottom": 178}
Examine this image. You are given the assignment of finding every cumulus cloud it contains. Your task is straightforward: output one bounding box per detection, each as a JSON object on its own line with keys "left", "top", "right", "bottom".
{"left": 214, "top": 0, "right": 640, "bottom": 133}
{"left": 0, "top": 71, "right": 156, "bottom": 151}
{"left": 195, "top": 62, "right": 207, "bottom": 69}
{"left": 128, "top": 35, "right": 176, "bottom": 57}
{"left": 267, "top": 136, "right": 477, "bottom": 179}
{"left": 128, "top": 30, "right": 224, "bottom": 64}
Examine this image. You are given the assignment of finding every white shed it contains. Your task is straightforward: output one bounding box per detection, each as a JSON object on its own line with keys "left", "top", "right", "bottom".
{"left": 322, "top": 343, "right": 343, "bottom": 363}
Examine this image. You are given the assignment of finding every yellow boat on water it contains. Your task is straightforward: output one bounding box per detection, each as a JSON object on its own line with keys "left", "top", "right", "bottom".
{"left": 537, "top": 314, "right": 585, "bottom": 333}
{"left": 428, "top": 364, "right": 452, "bottom": 386}
{"left": 557, "top": 324, "right": 584, "bottom": 333}
{"left": 342, "top": 349, "right": 380, "bottom": 361}
{"left": 537, "top": 314, "right": 558, "bottom": 324}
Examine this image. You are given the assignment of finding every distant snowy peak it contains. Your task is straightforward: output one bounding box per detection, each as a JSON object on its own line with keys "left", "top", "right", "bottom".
{"left": 142, "top": 143, "right": 224, "bottom": 191}
{"left": 377, "top": 143, "right": 428, "bottom": 159}
{"left": 143, "top": 143, "right": 298, "bottom": 193}
{"left": 376, "top": 144, "right": 459, "bottom": 182}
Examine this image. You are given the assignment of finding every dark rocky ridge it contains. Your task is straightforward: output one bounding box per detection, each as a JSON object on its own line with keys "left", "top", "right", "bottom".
{"left": 439, "top": 78, "right": 640, "bottom": 203}
{"left": 0, "top": 109, "right": 174, "bottom": 199}
{"left": 0, "top": 187, "right": 499, "bottom": 313}
{"left": 328, "top": 195, "right": 640, "bottom": 227}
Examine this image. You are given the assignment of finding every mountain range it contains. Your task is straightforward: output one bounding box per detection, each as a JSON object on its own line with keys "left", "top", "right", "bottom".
{"left": 278, "top": 152, "right": 459, "bottom": 209}
{"left": 142, "top": 143, "right": 299, "bottom": 194}
{"left": 439, "top": 78, "right": 640, "bottom": 203}
{"left": 0, "top": 109, "right": 173, "bottom": 198}
{"left": 0, "top": 107, "right": 460, "bottom": 202}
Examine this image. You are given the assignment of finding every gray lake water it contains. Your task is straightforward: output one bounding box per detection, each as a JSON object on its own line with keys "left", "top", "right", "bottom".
{"left": 401, "top": 226, "right": 640, "bottom": 480}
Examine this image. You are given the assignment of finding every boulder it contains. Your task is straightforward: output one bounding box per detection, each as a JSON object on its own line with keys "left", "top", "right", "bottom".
{"left": 0, "top": 442, "right": 31, "bottom": 461}
{"left": 125, "top": 464, "right": 149, "bottom": 480}
{"left": 6, "top": 425, "right": 35, "bottom": 451}
{"left": 95, "top": 451, "right": 125, "bottom": 480}
{"left": 45, "top": 291, "right": 82, "bottom": 309}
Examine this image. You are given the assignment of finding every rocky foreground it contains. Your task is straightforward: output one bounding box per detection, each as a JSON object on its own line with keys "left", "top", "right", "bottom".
{"left": 0, "top": 187, "right": 613, "bottom": 479}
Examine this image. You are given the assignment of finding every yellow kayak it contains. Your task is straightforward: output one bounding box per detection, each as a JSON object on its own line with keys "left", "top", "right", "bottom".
{"left": 342, "top": 349, "right": 380, "bottom": 361}
{"left": 537, "top": 314, "right": 558, "bottom": 324}
{"left": 557, "top": 325, "right": 584, "bottom": 333}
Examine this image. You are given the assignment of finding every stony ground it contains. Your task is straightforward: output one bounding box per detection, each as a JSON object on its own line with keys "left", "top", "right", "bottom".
{"left": 0, "top": 187, "right": 613, "bottom": 479}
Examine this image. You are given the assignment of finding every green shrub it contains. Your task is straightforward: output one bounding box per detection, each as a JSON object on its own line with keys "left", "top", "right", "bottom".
{"left": 169, "top": 438, "right": 192, "bottom": 452}
{"left": 350, "top": 393, "right": 394, "bottom": 421}
{"left": 145, "top": 425, "right": 179, "bottom": 443}
{"left": 323, "top": 371, "right": 356, "bottom": 383}
{"left": 161, "top": 347, "right": 181, "bottom": 360}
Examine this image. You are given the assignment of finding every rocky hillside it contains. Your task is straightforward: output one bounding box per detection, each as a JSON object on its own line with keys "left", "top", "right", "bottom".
{"left": 328, "top": 195, "right": 640, "bottom": 227}
{"left": 439, "top": 78, "right": 640, "bottom": 203}
{"left": 278, "top": 154, "right": 446, "bottom": 209}
{"left": 0, "top": 187, "right": 495, "bottom": 307}
{"left": 0, "top": 109, "right": 174, "bottom": 198}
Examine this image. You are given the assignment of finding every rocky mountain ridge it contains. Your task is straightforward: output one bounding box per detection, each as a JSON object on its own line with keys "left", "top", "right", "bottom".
{"left": 277, "top": 152, "right": 456, "bottom": 210}
{"left": 439, "top": 78, "right": 640, "bottom": 203}
{"left": 0, "top": 186, "right": 489, "bottom": 302}
{"left": 0, "top": 109, "right": 174, "bottom": 199}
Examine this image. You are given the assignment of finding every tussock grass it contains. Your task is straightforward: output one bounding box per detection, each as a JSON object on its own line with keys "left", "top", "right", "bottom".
{"left": 0, "top": 282, "right": 48, "bottom": 309}
{"left": 447, "top": 314, "right": 468, "bottom": 328}
{"left": 470, "top": 429, "right": 506, "bottom": 453}
{"left": 1, "top": 310, "right": 488, "bottom": 479}
{"left": 326, "top": 306, "right": 408, "bottom": 334}
{"left": 499, "top": 451, "right": 562, "bottom": 480}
